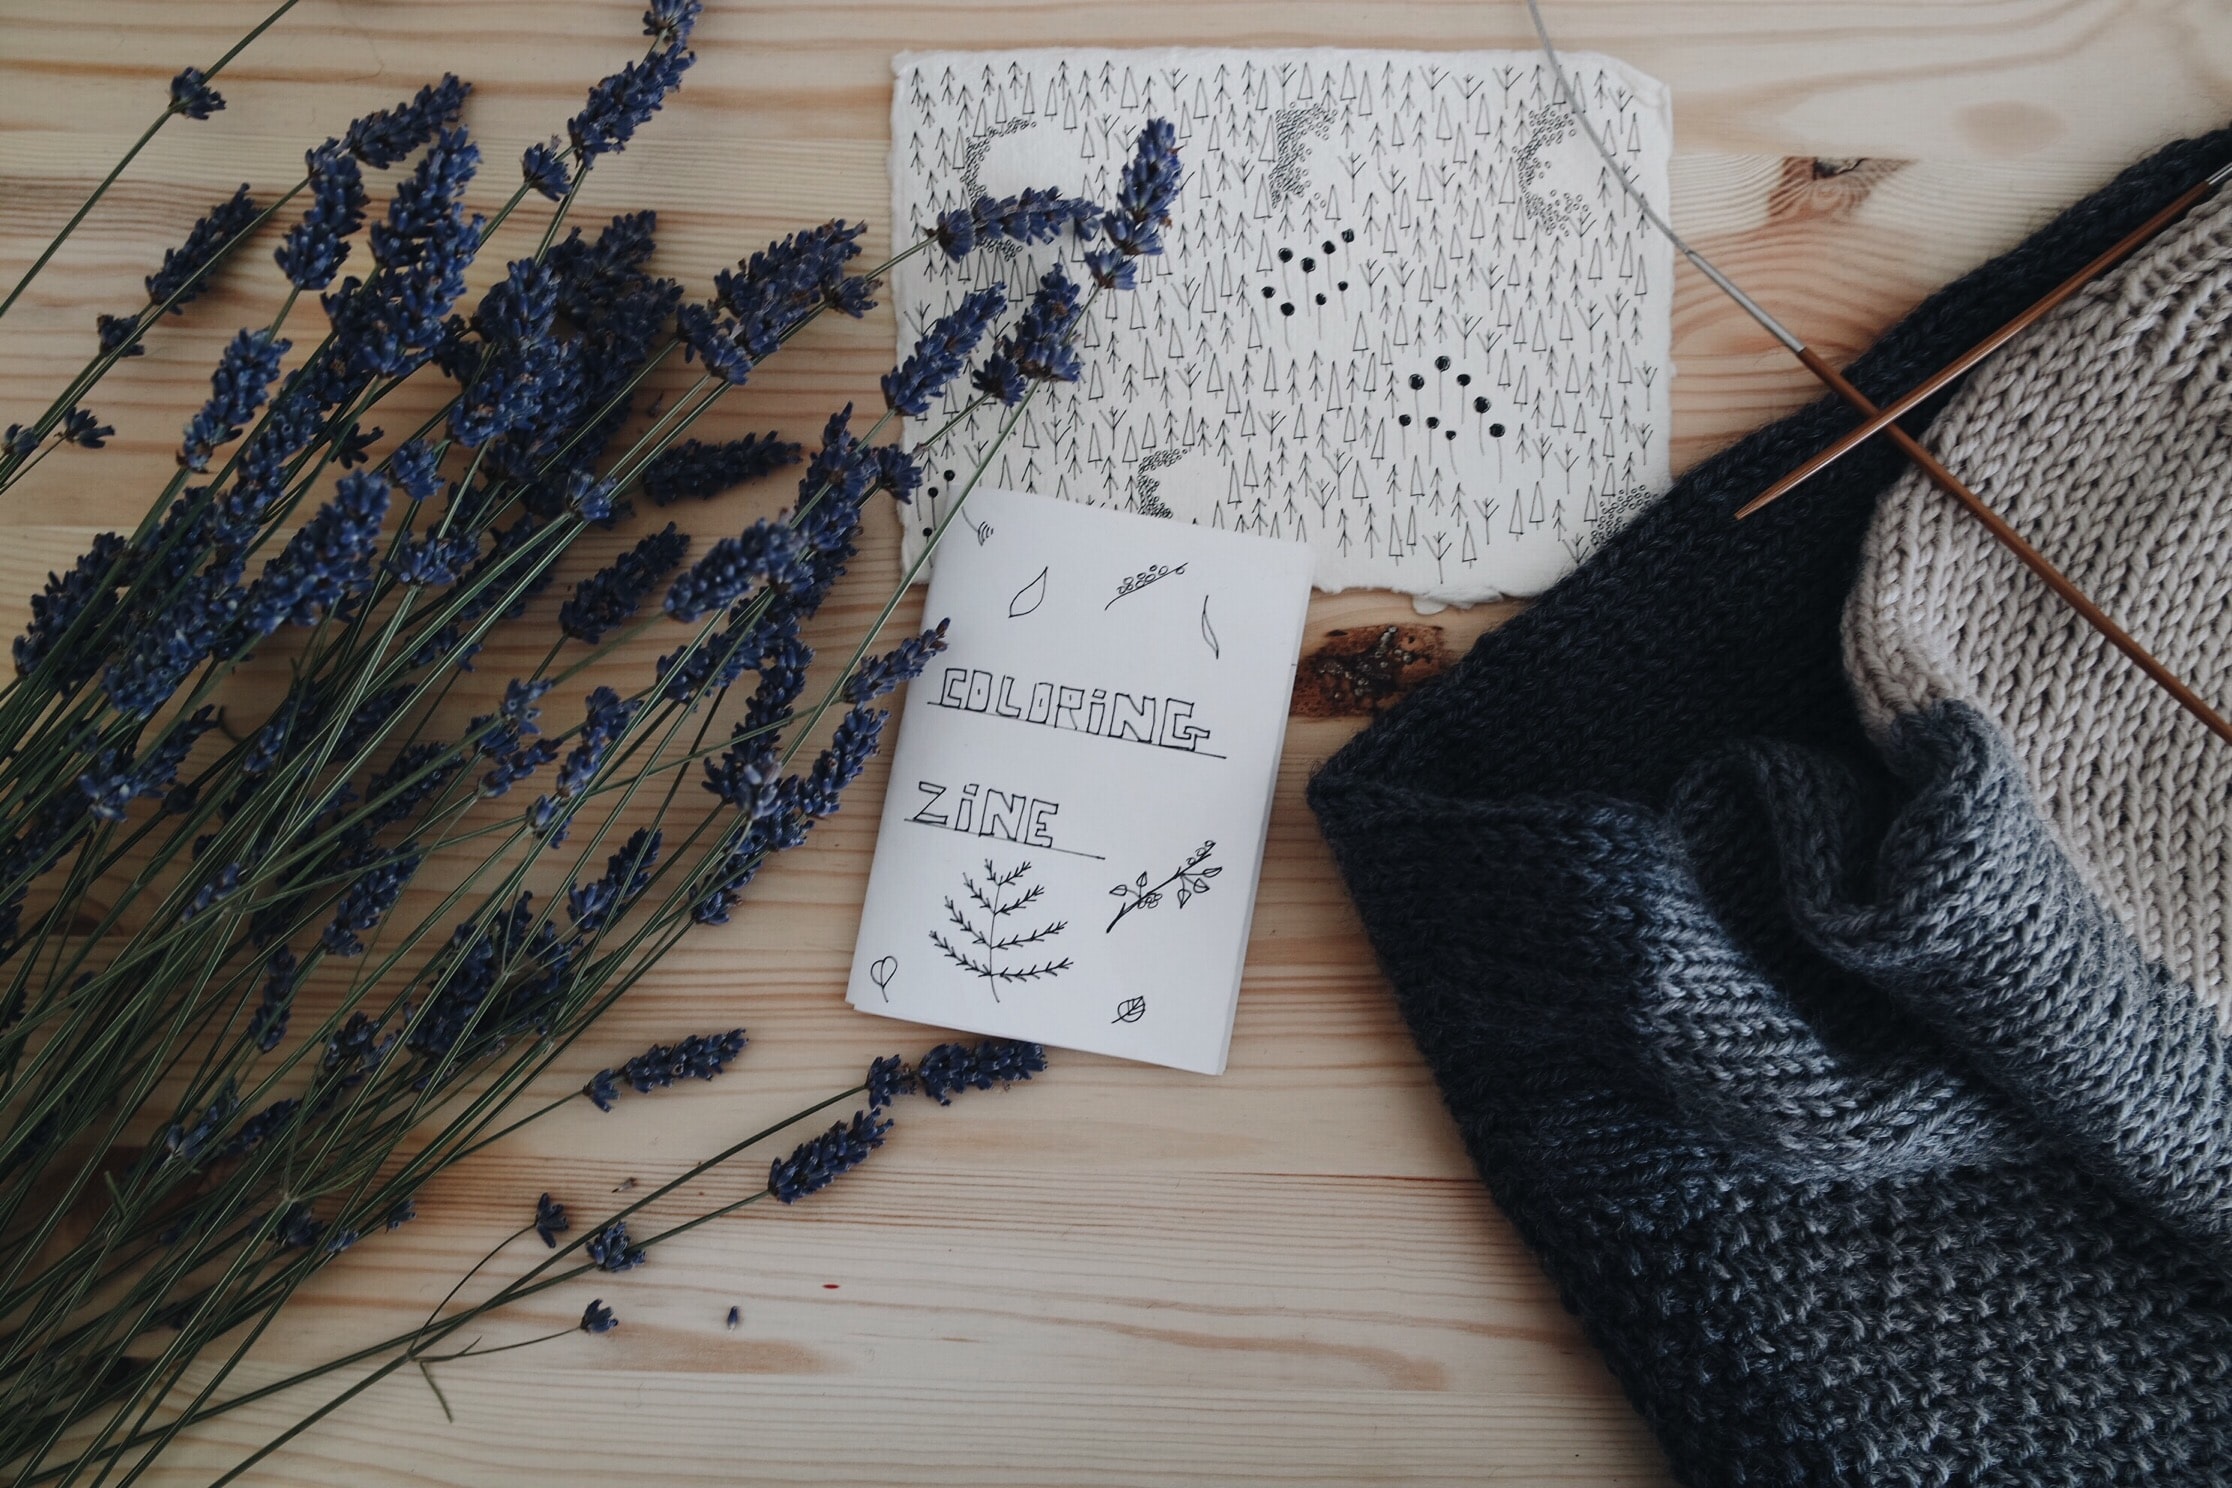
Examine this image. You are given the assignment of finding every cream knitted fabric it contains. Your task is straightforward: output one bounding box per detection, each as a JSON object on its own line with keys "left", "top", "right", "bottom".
{"left": 1846, "top": 193, "right": 2232, "bottom": 1020}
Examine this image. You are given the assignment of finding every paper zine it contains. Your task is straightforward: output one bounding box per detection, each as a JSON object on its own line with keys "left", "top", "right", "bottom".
{"left": 846, "top": 486, "right": 1314, "bottom": 1074}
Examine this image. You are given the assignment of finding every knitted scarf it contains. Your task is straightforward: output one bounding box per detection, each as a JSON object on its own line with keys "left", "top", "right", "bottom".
{"left": 1309, "top": 126, "right": 2232, "bottom": 1486}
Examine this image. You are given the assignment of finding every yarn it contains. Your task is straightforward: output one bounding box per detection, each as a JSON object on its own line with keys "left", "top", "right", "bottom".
{"left": 1310, "top": 126, "right": 2232, "bottom": 1485}
{"left": 1847, "top": 192, "right": 2232, "bottom": 1023}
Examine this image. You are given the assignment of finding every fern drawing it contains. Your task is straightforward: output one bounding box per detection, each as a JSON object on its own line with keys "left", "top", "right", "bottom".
{"left": 929, "top": 859, "right": 1071, "bottom": 1002}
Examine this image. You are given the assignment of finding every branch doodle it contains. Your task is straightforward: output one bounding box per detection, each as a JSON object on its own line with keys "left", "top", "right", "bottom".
{"left": 1106, "top": 840, "right": 1221, "bottom": 932}
{"left": 930, "top": 858, "right": 1071, "bottom": 1001}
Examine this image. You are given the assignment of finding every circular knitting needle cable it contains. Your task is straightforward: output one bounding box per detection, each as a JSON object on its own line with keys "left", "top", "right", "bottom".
{"left": 1520, "top": 0, "right": 2232, "bottom": 748}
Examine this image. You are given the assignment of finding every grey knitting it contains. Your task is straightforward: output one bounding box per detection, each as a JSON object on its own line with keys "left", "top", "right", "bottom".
{"left": 1848, "top": 192, "right": 2232, "bottom": 1028}
{"left": 1310, "top": 126, "right": 2232, "bottom": 1486}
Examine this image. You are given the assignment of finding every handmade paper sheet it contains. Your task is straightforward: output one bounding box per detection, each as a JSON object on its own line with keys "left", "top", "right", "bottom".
{"left": 890, "top": 47, "right": 1675, "bottom": 605}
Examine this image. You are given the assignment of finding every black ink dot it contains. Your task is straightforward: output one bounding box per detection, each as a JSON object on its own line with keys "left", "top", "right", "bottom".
{"left": 921, "top": 526, "right": 935, "bottom": 537}
{"left": 1314, "top": 293, "right": 1326, "bottom": 305}
{"left": 1407, "top": 373, "right": 1425, "bottom": 390}
{"left": 1445, "top": 430, "right": 1458, "bottom": 441}
{"left": 1280, "top": 302, "right": 1295, "bottom": 315}
{"left": 1398, "top": 414, "right": 1412, "bottom": 427}
{"left": 1340, "top": 229, "right": 1355, "bottom": 242}
{"left": 1261, "top": 285, "right": 1275, "bottom": 298}
{"left": 1456, "top": 373, "right": 1472, "bottom": 386}
{"left": 1434, "top": 355, "right": 1451, "bottom": 371}
{"left": 1336, "top": 280, "right": 1349, "bottom": 291}
{"left": 1426, "top": 416, "right": 1439, "bottom": 429}
{"left": 1277, "top": 247, "right": 1293, "bottom": 262}
{"left": 1322, "top": 239, "right": 1335, "bottom": 254}
{"left": 1300, "top": 257, "right": 1315, "bottom": 272}
{"left": 942, "top": 469, "right": 956, "bottom": 481}
{"left": 1489, "top": 422, "right": 1507, "bottom": 438}
{"left": 926, "top": 487, "right": 940, "bottom": 499}
{"left": 1473, "top": 396, "right": 1489, "bottom": 413}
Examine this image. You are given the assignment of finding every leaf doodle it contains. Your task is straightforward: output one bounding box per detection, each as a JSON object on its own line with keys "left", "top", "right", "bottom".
{"left": 1112, "top": 995, "right": 1147, "bottom": 1024}
{"left": 868, "top": 955, "right": 898, "bottom": 1002}
{"left": 1201, "top": 595, "right": 1220, "bottom": 659}
{"left": 1008, "top": 565, "right": 1048, "bottom": 618}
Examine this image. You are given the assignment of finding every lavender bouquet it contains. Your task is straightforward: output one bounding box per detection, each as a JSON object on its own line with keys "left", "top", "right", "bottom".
{"left": 0, "top": 1, "right": 1181, "bottom": 1477}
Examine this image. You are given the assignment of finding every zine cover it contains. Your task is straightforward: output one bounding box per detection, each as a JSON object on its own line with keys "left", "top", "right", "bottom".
{"left": 845, "top": 486, "right": 1315, "bottom": 1075}
{"left": 890, "top": 47, "right": 1676, "bottom": 606}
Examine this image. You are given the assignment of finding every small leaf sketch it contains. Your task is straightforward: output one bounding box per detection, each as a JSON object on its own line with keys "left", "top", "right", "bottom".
{"left": 1201, "top": 595, "right": 1220, "bottom": 660}
{"left": 1106, "top": 841, "right": 1221, "bottom": 932}
{"left": 1008, "top": 565, "right": 1048, "bottom": 618}
{"left": 1112, "top": 995, "right": 1147, "bottom": 1024}
{"left": 868, "top": 955, "right": 898, "bottom": 1002}
{"left": 929, "top": 859, "right": 1070, "bottom": 1001}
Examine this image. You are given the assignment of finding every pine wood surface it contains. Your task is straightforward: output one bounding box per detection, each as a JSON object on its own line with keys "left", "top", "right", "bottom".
{"left": 1, "top": 2, "right": 2226, "bottom": 1483}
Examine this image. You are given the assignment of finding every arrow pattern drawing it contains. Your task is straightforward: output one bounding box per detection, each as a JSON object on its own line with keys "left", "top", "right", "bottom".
{"left": 891, "top": 49, "right": 1676, "bottom": 604}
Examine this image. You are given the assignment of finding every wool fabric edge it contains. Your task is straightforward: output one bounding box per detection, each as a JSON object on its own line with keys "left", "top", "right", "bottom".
{"left": 1308, "top": 125, "right": 2232, "bottom": 1486}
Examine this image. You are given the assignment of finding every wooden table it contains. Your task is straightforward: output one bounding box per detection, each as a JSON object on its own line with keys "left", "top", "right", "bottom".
{"left": 1, "top": 3, "right": 2225, "bottom": 1482}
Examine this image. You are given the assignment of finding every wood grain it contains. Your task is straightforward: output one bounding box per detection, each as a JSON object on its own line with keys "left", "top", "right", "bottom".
{"left": 2, "top": 2, "right": 2227, "bottom": 1483}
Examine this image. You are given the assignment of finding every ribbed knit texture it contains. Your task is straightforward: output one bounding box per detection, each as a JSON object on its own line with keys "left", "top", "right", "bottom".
{"left": 1309, "top": 128, "right": 2232, "bottom": 1486}
{"left": 1847, "top": 192, "right": 2232, "bottom": 1022}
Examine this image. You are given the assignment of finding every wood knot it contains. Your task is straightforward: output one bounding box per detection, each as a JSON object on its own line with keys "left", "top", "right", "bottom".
{"left": 1767, "top": 157, "right": 1910, "bottom": 223}
{"left": 1291, "top": 624, "right": 1450, "bottom": 718}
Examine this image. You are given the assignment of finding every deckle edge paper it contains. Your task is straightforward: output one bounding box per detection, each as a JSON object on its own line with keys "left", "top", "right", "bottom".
{"left": 888, "top": 46, "right": 1675, "bottom": 607}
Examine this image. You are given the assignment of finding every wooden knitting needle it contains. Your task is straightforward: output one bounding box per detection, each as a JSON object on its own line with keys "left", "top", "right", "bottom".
{"left": 1522, "top": 0, "right": 2232, "bottom": 747}
{"left": 1785, "top": 351, "right": 2232, "bottom": 745}
{"left": 1736, "top": 160, "right": 2232, "bottom": 520}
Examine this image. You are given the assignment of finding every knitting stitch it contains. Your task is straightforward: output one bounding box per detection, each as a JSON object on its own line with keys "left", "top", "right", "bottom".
{"left": 1847, "top": 192, "right": 2232, "bottom": 1025}
{"left": 1310, "top": 127, "right": 2232, "bottom": 1485}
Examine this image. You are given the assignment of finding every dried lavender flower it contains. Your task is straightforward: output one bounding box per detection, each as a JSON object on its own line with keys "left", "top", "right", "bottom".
{"left": 560, "top": 523, "right": 689, "bottom": 643}
{"left": 640, "top": 434, "right": 801, "bottom": 505}
{"left": 322, "top": 849, "right": 420, "bottom": 956}
{"left": 145, "top": 185, "right": 258, "bottom": 312}
{"left": 768, "top": 1111, "right": 890, "bottom": 1203}
{"left": 566, "top": 828, "right": 661, "bottom": 932}
{"left": 883, "top": 287, "right": 1007, "bottom": 415}
{"left": 13, "top": 533, "right": 125, "bottom": 686}
{"left": 931, "top": 189, "right": 1097, "bottom": 259}
{"left": 168, "top": 67, "right": 225, "bottom": 121}
{"left": 180, "top": 329, "right": 286, "bottom": 472}
{"left": 643, "top": 0, "right": 702, "bottom": 44}
{"left": 239, "top": 470, "right": 393, "bottom": 637}
{"left": 913, "top": 1039, "right": 1048, "bottom": 1105}
{"left": 663, "top": 520, "right": 810, "bottom": 622}
{"left": 535, "top": 1192, "right": 569, "bottom": 1247}
{"left": 59, "top": 407, "right": 114, "bottom": 450}
{"left": 344, "top": 75, "right": 472, "bottom": 169}
{"left": 865, "top": 1054, "right": 913, "bottom": 1111}
{"left": 521, "top": 141, "right": 571, "bottom": 202}
{"left": 971, "top": 266, "right": 1084, "bottom": 405}
{"left": 569, "top": 45, "right": 694, "bottom": 164}
{"left": 581, "top": 1299, "right": 619, "bottom": 1334}
{"left": 843, "top": 621, "right": 948, "bottom": 703}
{"left": 251, "top": 949, "right": 297, "bottom": 1052}
{"left": 585, "top": 1219, "right": 646, "bottom": 1271}
{"left": 1101, "top": 118, "right": 1183, "bottom": 259}
{"left": 275, "top": 144, "right": 369, "bottom": 291}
